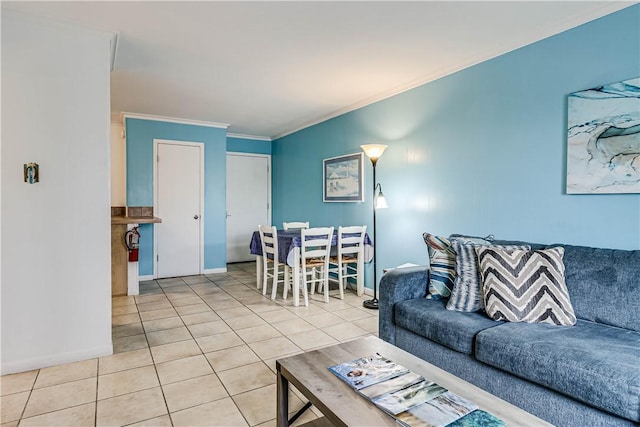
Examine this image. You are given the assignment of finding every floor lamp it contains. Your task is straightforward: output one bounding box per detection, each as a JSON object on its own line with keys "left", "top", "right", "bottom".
{"left": 361, "top": 144, "right": 388, "bottom": 310}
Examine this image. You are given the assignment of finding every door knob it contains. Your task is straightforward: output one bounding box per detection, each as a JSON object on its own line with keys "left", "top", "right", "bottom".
{"left": 194, "top": 215, "right": 200, "bottom": 220}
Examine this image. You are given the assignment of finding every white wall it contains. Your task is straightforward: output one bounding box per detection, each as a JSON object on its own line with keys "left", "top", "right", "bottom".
{"left": 1, "top": 10, "right": 113, "bottom": 374}
{"left": 111, "top": 123, "right": 126, "bottom": 207}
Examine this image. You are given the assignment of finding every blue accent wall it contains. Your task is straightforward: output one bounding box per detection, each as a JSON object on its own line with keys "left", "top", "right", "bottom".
{"left": 126, "top": 118, "right": 228, "bottom": 275}
{"left": 272, "top": 6, "right": 640, "bottom": 290}
{"left": 227, "top": 136, "right": 272, "bottom": 155}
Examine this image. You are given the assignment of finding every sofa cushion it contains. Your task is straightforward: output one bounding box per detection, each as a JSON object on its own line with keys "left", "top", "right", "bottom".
{"left": 560, "top": 244, "right": 640, "bottom": 332}
{"left": 477, "top": 246, "right": 577, "bottom": 326}
{"left": 394, "top": 298, "right": 501, "bottom": 355}
{"left": 475, "top": 320, "right": 640, "bottom": 421}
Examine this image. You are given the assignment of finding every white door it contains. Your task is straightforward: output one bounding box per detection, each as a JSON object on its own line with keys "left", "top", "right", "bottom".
{"left": 226, "top": 153, "right": 270, "bottom": 263}
{"left": 155, "top": 141, "right": 203, "bottom": 278}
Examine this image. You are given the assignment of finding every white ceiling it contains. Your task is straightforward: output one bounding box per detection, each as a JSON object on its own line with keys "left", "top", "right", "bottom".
{"left": 3, "top": 1, "right": 635, "bottom": 139}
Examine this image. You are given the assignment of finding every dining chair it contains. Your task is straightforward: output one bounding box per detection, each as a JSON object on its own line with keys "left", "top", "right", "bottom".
{"left": 283, "top": 221, "right": 310, "bottom": 230}
{"left": 328, "top": 225, "right": 367, "bottom": 300}
{"left": 258, "top": 225, "right": 289, "bottom": 301}
{"left": 299, "top": 226, "right": 334, "bottom": 304}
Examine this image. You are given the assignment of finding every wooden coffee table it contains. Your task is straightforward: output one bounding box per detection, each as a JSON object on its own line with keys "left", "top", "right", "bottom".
{"left": 276, "top": 336, "right": 551, "bottom": 426}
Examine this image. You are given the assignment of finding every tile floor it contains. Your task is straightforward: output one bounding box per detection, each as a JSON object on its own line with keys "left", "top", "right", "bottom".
{"left": 1, "top": 262, "right": 379, "bottom": 426}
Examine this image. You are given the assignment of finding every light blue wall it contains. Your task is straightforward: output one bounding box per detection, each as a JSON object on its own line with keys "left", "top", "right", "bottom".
{"left": 126, "top": 118, "right": 228, "bottom": 275}
{"left": 227, "top": 136, "right": 272, "bottom": 155}
{"left": 273, "top": 5, "right": 640, "bottom": 290}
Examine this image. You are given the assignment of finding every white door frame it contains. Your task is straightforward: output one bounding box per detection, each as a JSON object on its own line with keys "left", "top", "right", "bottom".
{"left": 226, "top": 152, "right": 272, "bottom": 265}
{"left": 153, "top": 139, "right": 205, "bottom": 278}
{"left": 226, "top": 150, "right": 272, "bottom": 222}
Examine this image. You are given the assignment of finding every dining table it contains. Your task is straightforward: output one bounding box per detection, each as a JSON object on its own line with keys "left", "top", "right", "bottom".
{"left": 249, "top": 229, "right": 373, "bottom": 306}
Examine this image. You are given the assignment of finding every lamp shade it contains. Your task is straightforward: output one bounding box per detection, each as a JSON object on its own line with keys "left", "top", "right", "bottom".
{"left": 361, "top": 144, "right": 388, "bottom": 163}
{"left": 375, "top": 192, "right": 388, "bottom": 209}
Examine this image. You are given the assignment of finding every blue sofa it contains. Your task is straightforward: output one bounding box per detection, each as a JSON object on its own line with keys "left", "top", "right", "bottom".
{"left": 379, "top": 240, "right": 640, "bottom": 427}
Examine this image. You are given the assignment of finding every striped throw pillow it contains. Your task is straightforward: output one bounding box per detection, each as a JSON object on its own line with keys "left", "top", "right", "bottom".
{"left": 476, "top": 246, "right": 576, "bottom": 326}
{"left": 447, "top": 242, "right": 529, "bottom": 312}
{"left": 423, "top": 233, "right": 455, "bottom": 299}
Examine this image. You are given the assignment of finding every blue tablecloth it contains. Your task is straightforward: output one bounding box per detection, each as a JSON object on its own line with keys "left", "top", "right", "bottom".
{"left": 250, "top": 229, "right": 373, "bottom": 266}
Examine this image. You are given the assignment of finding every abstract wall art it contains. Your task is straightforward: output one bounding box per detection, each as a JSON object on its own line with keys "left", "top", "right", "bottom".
{"left": 567, "top": 78, "right": 640, "bottom": 194}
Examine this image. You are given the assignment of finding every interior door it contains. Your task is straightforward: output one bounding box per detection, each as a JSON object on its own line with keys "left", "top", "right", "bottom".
{"left": 155, "top": 141, "right": 202, "bottom": 278}
{"left": 226, "top": 153, "right": 270, "bottom": 263}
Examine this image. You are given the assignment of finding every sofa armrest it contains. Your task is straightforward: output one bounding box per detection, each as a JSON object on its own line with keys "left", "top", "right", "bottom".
{"left": 379, "top": 266, "right": 429, "bottom": 345}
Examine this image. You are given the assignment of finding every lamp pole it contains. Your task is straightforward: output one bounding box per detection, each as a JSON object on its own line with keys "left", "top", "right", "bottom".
{"left": 361, "top": 144, "right": 388, "bottom": 310}
{"left": 363, "top": 158, "right": 380, "bottom": 309}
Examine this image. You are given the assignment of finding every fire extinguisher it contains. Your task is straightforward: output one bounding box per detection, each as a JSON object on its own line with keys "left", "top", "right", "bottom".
{"left": 124, "top": 226, "right": 141, "bottom": 262}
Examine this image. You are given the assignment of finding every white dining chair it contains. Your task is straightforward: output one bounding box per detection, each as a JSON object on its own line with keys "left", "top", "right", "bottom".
{"left": 258, "top": 225, "right": 289, "bottom": 301}
{"left": 299, "top": 226, "right": 334, "bottom": 304}
{"left": 283, "top": 221, "right": 310, "bottom": 230}
{"left": 328, "top": 225, "right": 367, "bottom": 300}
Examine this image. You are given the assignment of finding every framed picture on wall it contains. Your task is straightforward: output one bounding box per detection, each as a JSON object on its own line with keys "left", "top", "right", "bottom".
{"left": 323, "top": 153, "right": 364, "bottom": 202}
{"left": 566, "top": 77, "right": 640, "bottom": 194}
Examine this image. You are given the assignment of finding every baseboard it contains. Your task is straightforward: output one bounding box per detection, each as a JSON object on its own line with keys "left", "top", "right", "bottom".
{"left": 0, "top": 343, "right": 113, "bottom": 375}
{"left": 139, "top": 270, "right": 227, "bottom": 280}
{"left": 204, "top": 267, "right": 227, "bottom": 274}
{"left": 333, "top": 281, "right": 373, "bottom": 297}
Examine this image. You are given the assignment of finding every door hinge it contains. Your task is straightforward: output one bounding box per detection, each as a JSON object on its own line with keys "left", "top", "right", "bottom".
{"left": 156, "top": 255, "right": 159, "bottom": 261}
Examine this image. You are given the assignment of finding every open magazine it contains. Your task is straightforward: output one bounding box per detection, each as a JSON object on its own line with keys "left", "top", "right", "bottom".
{"left": 328, "top": 355, "right": 504, "bottom": 427}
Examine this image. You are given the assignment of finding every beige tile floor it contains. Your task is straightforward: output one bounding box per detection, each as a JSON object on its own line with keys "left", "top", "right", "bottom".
{"left": 1, "top": 262, "right": 379, "bottom": 426}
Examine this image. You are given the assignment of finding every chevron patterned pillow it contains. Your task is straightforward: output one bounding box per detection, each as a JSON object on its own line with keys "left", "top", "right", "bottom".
{"left": 476, "top": 246, "right": 577, "bottom": 326}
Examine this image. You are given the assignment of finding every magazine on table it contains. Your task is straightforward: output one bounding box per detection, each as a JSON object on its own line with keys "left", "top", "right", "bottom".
{"left": 395, "top": 391, "right": 478, "bottom": 427}
{"left": 328, "top": 355, "right": 504, "bottom": 427}
{"left": 359, "top": 371, "right": 424, "bottom": 399}
{"left": 372, "top": 380, "right": 448, "bottom": 415}
{"left": 328, "top": 353, "right": 409, "bottom": 390}
{"left": 446, "top": 409, "right": 506, "bottom": 427}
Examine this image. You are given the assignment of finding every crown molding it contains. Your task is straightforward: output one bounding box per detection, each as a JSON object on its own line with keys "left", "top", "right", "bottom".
{"left": 227, "top": 133, "right": 271, "bottom": 142}
{"left": 120, "top": 112, "right": 229, "bottom": 129}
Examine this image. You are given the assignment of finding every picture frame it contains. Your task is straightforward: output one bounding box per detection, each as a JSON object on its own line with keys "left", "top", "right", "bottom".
{"left": 323, "top": 153, "right": 364, "bottom": 202}
{"left": 566, "top": 77, "right": 640, "bottom": 194}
